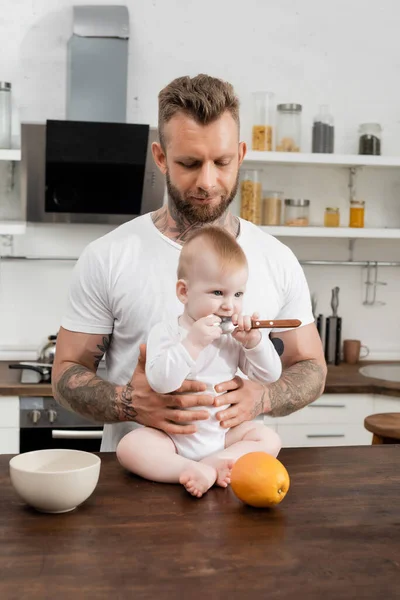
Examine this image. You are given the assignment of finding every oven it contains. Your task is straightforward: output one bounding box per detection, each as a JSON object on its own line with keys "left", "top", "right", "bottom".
{"left": 19, "top": 397, "right": 103, "bottom": 454}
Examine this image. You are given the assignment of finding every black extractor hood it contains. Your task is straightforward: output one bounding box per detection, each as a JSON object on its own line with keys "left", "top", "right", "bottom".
{"left": 45, "top": 120, "right": 149, "bottom": 216}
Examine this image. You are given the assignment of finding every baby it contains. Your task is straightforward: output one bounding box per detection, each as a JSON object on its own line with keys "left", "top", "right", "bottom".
{"left": 117, "top": 226, "right": 282, "bottom": 498}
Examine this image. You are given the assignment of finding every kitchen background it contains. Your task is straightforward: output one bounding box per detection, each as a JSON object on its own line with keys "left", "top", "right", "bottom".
{"left": 0, "top": 0, "right": 399, "bottom": 359}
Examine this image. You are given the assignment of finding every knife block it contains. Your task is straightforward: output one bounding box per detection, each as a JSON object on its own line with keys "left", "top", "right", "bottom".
{"left": 325, "top": 316, "right": 342, "bottom": 365}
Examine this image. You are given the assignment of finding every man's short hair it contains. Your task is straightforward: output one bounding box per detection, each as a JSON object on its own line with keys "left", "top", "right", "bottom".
{"left": 158, "top": 74, "right": 240, "bottom": 150}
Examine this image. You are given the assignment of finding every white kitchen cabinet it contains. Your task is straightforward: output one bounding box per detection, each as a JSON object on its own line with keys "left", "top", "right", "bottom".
{"left": 275, "top": 394, "right": 374, "bottom": 425}
{"left": 277, "top": 423, "right": 372, "bottom": 448}
{"left": 0, "top": 396, "right": 19, "bottom": 453}
{"left": 271, "top": 394, "right": 374, "bottom": 448}
{"left": 259, "top": 415, "right": 277, "bottom": 431}
{"left": 372, "top": 394, "right": 400, "bottom": 414}
{"left": 0, "top": 396, "right": 19, "bottom": 427}
{"left": 0, "top": 429, "right": 19, "bottom": 453}
{"left": 263, "top": 414, "right": 276, "bottom": 427}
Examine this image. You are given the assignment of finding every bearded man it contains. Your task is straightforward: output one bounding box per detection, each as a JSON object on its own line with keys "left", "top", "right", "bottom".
{"left": 52, "top": 74, "right": 326, "bottom": 451}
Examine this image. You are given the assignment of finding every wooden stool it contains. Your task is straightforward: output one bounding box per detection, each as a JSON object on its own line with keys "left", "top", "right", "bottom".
{"left": 364, "top": 413, "right": 400, "bottom": 445}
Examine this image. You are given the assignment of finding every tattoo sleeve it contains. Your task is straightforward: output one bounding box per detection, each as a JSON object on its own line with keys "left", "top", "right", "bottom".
{"left": 53, "top": 335, "right": 138, "bottom": 423}
{"left": 251, "top": 386, "right": 267, "bottom": 420}
{"left": 266, "top": 359, "right": 326, "bottom": 417}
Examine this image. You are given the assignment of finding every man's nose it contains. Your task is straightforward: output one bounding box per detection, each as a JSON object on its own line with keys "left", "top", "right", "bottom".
{"left": 196, "top": 162, "right": 217, "bottom": 192}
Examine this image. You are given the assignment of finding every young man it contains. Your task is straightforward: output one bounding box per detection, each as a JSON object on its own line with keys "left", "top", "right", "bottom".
{"left": 52, "top": 74, "right": 327, "bottom": 452}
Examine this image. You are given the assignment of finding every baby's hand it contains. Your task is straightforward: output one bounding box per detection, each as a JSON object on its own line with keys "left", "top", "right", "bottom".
{"left": 184, "top": 314, "right": 222, "bottom": 356}
{"left": 231, "top": 312, "right": 262, "bottom": 349}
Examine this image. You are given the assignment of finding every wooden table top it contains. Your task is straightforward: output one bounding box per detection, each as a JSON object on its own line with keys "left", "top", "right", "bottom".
{"left": 1, "top": 446, "right": 399, "bottom": 599}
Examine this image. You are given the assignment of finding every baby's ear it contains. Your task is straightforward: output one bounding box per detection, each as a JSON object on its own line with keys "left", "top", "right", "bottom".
{"left": 176, "top": 279, "right": 188, "bottom": 304}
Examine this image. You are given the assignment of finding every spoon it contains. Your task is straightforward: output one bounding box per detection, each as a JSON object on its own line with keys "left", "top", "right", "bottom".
{"left": 219, "top": 317, "right": 302, "bottom": 334}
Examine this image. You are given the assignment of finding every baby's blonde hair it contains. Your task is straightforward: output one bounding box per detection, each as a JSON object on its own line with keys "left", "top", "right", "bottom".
{"left": 177, "top": 226, "right": 247, "bottom": 280}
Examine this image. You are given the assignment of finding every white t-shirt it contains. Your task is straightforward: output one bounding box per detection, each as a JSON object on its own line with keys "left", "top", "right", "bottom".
{"left": 145, "top": 318, "right": 282, "bottom": 460}
{"left": 62, "top": 213, "right": 314, "bottom": 451}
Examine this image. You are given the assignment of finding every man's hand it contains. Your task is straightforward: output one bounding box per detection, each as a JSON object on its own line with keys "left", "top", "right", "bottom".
{"left": 129, "top": 345, "right": 214, "bottom": 434}
{"left": 213, "top": 323, "right": 327, "bottom": 427}
{"left": 213, "top": 376, "right": 265, "bottom": 428}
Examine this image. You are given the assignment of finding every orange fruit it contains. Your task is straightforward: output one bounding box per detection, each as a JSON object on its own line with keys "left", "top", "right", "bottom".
{"left": 230, "top": 452, "right": 290, "bottom": 508}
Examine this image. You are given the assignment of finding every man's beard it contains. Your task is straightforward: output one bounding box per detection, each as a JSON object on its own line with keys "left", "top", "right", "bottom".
{"left": 166, "top": 171, "right": 239, "bottom": 224}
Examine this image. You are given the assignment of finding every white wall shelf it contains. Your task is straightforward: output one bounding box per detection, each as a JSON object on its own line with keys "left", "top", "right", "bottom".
{"left": 259, "top": 226, "right": 400, "bottom": 239}
{"left": 244, "top": 151, "right": 400, "bottom": 168}
{"left": 0, "top": 149, "right": 21, "bottom": 162}
{"left": 0, "top": 221, "right": 26, "bottom": 235}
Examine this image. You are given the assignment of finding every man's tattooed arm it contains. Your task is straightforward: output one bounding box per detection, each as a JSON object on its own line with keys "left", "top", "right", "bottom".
{"left": 52, "top": 334, "right": 137, "bottom": 423}
{"left": 54, "top": 366, "right": 137, "bottom": 423}
{"left": 265, "top": 359, "right": 327, "bottom": 417}
{"left": 93, "top": 335, "right": 111, "bottom": 369}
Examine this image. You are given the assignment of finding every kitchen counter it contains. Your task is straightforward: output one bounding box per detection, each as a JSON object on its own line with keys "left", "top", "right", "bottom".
{"left": 1, "top": 446, "right": 399, "bottom": 599}
{"left": 1, "top": 360, "right": 400, "bottom": 398}
{"left": 0, "top": 361, "right": 53, "bottom": 397}
{"left": 325, "top": 361, "right": 400, "bottom": 397}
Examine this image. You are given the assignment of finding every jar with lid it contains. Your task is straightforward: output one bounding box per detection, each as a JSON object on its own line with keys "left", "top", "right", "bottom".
{"left": 284, "top": 199, "right": 310, "bottom": 226}
{"left": 324, "top": 207, "right": 340, "bottom": 227}
{"left": 276, "top": 104, "right": 302, "bottom": 152}
{"left": 240, "top": 169, "right": 262, "bottom": 224}
{"left": 252, "top": 92, "right": 274, "bottom": 151}
{"left": 0, "top": 82, "right": 11, "bottom": 149}
{"left": 358, "top": 123, "right": 381, "bottom": 155}
{"left": 312, "top": 105, "right": 334, "bottom": 153}
{"left": 262, "top": 191, "right": 283, "bottom": 225}
{"left": 349, "top": 200, "right": 365, "bottom": 228}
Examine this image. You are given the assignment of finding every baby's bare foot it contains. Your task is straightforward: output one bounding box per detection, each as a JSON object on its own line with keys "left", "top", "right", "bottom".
{"left": 200, "top": 456, "right": 235, "bottom": 488}
{"left": 179, "top": 463, "right": 217, "bottom": 498}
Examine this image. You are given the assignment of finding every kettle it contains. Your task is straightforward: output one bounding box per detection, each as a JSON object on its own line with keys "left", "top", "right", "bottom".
{"left": 38, "top": 335, "right": 57, "bottom": 364}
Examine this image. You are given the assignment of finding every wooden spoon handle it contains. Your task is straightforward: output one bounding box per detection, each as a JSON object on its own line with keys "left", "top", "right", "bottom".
{"left": 251, "top": 319, "right": 302, "bottom": 329}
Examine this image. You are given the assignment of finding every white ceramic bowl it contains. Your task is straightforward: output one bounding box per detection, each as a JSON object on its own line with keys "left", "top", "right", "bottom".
{"left": 9, "top": 449, "right": 101, "bottom": 513}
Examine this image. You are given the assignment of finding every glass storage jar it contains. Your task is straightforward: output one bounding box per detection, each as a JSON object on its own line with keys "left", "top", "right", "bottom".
{"left": 252, "top": 91, "right": 274, "bottom": 151}
{"left": 312, "top": 105, "right": 334, "bottom": 153}
{"left": 0, "top": 82, "right": 11, "bottom": 149}
{"left": 262, "top": 191, "right": 282, "bottom": 225}
{"left": 358, "top": 123, "right": 381, "bottom": 155}
{"left": 276, "top": 103, "right": 302, "bottom": 152}
{"left": 240, "top": 169, "right": 262, "bottom": 224}
{"left": 349, "top": 200, "right": 365, "bottom": 228}
{"left": 324, "top": 207, "right": 340, "bottom": 227}
{"left": 284, "top": 199, "right": 310, "bottom": 226}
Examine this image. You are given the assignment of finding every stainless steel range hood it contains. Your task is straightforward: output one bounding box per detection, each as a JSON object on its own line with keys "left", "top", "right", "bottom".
{"left": 21, "top": 5, "right": 165, "bottom": 225}
{"left": 67, "top": 5, "right": 129, "bottom": 123}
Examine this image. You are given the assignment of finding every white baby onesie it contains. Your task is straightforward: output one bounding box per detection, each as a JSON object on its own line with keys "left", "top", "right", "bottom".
{"left": 145, "top": 318, "right": 282, "bottom": 461}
